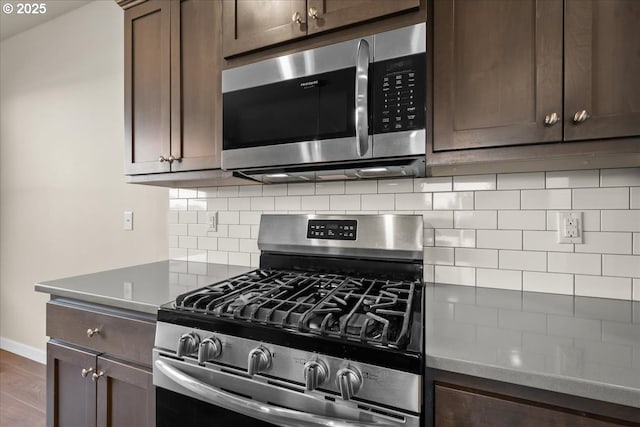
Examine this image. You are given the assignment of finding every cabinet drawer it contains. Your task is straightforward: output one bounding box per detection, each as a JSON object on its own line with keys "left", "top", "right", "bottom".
{"left": 47, "top": 301, "right": 155, "bottom": 366}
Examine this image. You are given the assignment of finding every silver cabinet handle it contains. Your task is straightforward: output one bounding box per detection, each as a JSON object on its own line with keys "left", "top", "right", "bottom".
{"left": 573, "top": 109, "right": 590, "bottom": 124}
{"left": 92, "top": 371, "right": 105, "bottom": 382}
{"left": 81, "top": 367, "right": 93, "bottom": 378}
{"left": 292, "top": 11, "right": 303, "bottom": 24}
{"left": 159, "top": 155, "right": 168, "bottom": 163}
{"left": 155, "top": 359, "right": 389, "bottom": 427}
{"left": 86, "top": 328, "right": 100, "bottom": 338}
{"left": 544, "top": 112, "right": 560, "bottom": 126}
{"left": 308, "top": 6, "right": 318, "bottom": 19}
{"left": 355, "top": 39, "right": 370, "bottom": 157}
{"left": 168, "top": 155, "right": 181, "bottom": 163}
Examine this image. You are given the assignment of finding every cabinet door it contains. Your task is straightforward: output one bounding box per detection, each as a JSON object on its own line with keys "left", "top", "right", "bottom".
{"left": 306, "top": 0, "right": 420, "bottom": 34}
{"left": 124, "top": 0, "right": 171, "bottom": 175}
{"left": 47, "top": 341, "right": 97, "bottom": 427}
{"left": 222, "top": 0, "right": 307, "bottom": 57}
{"left": 564, "top": 0, "right": 640, "bottom": 141}
{"left": 435, "top": 384, "right": 623, "bottom": 427}
{"left": 170, "top": 0, "right": 222, "bottom": 172}
{"left": 96, "top": 357, "right": 154, "bottom": 427}
{"left": 433, "top": 0, "right": 563, "bottom": 151}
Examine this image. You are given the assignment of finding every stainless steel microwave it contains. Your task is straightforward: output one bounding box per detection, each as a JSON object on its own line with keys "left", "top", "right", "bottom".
{"left": 222, "top": 23, "right": 426, "bottom": 183}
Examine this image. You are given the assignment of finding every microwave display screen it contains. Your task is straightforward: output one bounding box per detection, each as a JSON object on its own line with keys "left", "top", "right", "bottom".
{"left": 224, "top": 68, "right": 356, "bottom": 150}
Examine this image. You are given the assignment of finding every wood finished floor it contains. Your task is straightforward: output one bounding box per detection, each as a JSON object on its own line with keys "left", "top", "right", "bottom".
{"left": 0, "top": 349, "right": 46, "bottom": 427}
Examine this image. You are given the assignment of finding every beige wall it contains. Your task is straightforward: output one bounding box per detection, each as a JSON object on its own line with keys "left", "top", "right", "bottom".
{"left": 0, "top": 1, "right": 168, "bottom": 361}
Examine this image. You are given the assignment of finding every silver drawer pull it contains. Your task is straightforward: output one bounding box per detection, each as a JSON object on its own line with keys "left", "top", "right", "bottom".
{"left": 86, "top": 328, "right": 100, "bottom": 338}
{"left": 81, "top": 367, "right": 93, "bottom": 378}
{"left": 92, "top": 371, "right": 104, "bottom": 382}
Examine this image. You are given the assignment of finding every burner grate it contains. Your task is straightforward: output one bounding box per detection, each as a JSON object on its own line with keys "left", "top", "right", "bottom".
{"left": 174, "top": 269, "right": 418, "bottom": 349}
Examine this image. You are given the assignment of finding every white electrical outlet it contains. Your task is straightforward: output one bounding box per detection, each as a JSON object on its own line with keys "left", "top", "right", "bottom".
{"left": 557, "top": 211, "right": 582, "bottom": 244}
{"left": 123, "top": 211, "right": 133, "bottom": 231}
{"left": 123, "top": 281, "right": 133, "bottom": 300}
{"left": 207, "top": 211, "right": 218, "bottom": 232}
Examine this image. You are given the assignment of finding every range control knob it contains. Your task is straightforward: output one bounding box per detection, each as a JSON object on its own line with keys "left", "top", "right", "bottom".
{"left": 197, "top": 337, "right": 222, "bottom": 364}
{"left": 177, "top": 332, "right": 200, "bottom": 357}
{"left": 336, "top": 366, "right": 363, "bottom": 400}
{"left": 303, "top": 360, "right": 328, "bottom": 391}
{"left": 247, "top": 346, "right": 272, "bottom": 375}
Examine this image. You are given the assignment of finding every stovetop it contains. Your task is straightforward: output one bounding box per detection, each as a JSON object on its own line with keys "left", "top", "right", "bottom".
{"left": 172, "top": 268, "right": 418, "bottom": 350}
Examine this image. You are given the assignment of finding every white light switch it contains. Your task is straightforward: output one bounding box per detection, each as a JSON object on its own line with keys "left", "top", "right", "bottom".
{"left": 207, "top": 211, "right": 217, "bottom": 232}
{"left": 123, "top": 211, "right": 133, "bottom": 231}
{"left": 557, "top": 211, "right": 582, "bottom": 244}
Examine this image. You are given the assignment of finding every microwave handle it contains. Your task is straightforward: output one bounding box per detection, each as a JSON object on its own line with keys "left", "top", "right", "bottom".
{"left": 355, "top": 39, "right": 370, "bottom": 157}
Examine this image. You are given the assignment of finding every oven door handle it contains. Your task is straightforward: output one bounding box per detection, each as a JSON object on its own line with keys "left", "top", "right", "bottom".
{"left": 355, "top": 38, "right": 370, "bottom": 157}
{"left": 155, "top": 359, "right": 394, "bottom": 427}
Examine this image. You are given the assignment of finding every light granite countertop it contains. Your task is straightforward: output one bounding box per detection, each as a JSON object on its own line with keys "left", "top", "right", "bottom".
{"left": 35, "top": 260, "right": 253, "bottom": 315}
{"left": 35, "top": 265, "right": 639, "bottom": 409}
{"left": 424, "top": 283, "right": 640, "bottom": 409}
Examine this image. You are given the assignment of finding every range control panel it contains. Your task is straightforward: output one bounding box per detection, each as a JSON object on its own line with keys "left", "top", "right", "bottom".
{"left": 307, "top": 220, "right": 357, "bottom": 240}
{"left": 372, "top": 53, "right": 426, "bottom": 134}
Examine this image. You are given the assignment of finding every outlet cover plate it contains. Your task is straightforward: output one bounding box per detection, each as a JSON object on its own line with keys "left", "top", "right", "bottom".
{"left": 557, "top": 211, "right": 582, "bottom": 244}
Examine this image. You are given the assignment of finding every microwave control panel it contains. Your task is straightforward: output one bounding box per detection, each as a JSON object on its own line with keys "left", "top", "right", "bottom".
{"left": 307, "top": 220, "right": 357, "bottom": 240}
{"left": 372, "top": 53, "right": 426, "bottom": 134}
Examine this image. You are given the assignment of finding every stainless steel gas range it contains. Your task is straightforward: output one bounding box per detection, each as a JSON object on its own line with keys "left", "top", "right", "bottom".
{"left": 153, "top": 214, "right": 424, "bottom": 427}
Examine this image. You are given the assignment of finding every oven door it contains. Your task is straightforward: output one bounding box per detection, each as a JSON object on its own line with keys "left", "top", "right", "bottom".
{"left": 153, "top": 351, "right": 419, "bottom": 427}
{"left": 222, "top": 37, "right": 373, "bottom": 171}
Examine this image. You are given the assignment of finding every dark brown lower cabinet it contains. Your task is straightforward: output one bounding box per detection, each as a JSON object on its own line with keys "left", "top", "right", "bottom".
{"left": 46, "top": 299, "right": 155, "bottom": 427}
{"left": 435, "top": 384, "right": 627, "bottom": 427}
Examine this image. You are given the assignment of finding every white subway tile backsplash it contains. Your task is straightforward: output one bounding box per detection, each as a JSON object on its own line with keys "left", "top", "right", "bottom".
{"left": 218, "top": 211, "right": 239, "bottom": 224}
{"left": 287, "top": 183, "right": 315, "bottom": 195}
{"left": 601, "top": 210, "right": 640, "bottom": 232}
{"left": 499, "top": 250, "right": 546, "bottom": 272}
{"left": 435, "top": 229, "right": 476, "bottom": 247}
{"left": 414, "top": 177, "right": 452, "bottom": 192}
{"left": 477, "top": 230, "right": 522, "bottom": 250}
{"left": 546, "top": 170, "right": 599, "bottom": 188}
{"left": 395, "top": 193, "right": 432, "bottom": 210}
{"left": 346, "top": 180, "right": 377, "bottom": 194}
{"left": 424, "top": 247, "right": 454, "bottom": 265}
{"left": 497, "top": 172, "right": 545, "bottom": 190}
{"left": 521, "top": 189, "right": 571, "bottom": 210}
{"left": 578, "top": 232, "right": 632, "bottom": 255}
{"left": 631, "top": 187, "right": 640, "bottom": 209}
{"left": 378, "top": 178, "right": 413, "bottom": 193}
{"left": 262, "top": 184, "right": 287, "bottom": 196}
{"left": 275, "top": 196, "right": 302, "bottom": 211}
{"left": 315, "top": 181, "right": 345, "bottom": 195}
{"left": 455, "top": 248, "right": 498, "bottom": 268}
{"left": 600, "top": 168, "right": 640, "bottom": 187}
{"left": 548, "top": 252, "right": 601, "bottom": 275}
{"left": 229, "top": 224, "right": 251, "bottom": 239}
{"left": 251, "top": 253, "right": 260, "bottom": 267}
{"left": 418, "top": 211, "right": 453, "bottom": 228}
{"left": 499, "top": 210, "right": 546, "bottom": 230}
{"left": 361, "top": 194, "right": 394, "bottom": 210}
{"left": 453, "top": 174, "right": 496, "bottom": 191}
{"left": 575, "top": 275, "right": 632, "bottom": 300}
{"left": 523, "top": 271, "right": 573, "bottom": 295}
{"left": 603, "top": 255, "right": 640, "bottom": 278}
{"left": 523, "top": 231, "right": 573, "bottom": 252}
{"left": 454, "top": 211, "right": 497, "bottom": 229}
{"left": 329, "top": 195, "right": 360, "bottom": 210}
{"left": 573, "top": 188, "right": 629, "bottom": 209}
{"left": 239, "top": 185, "right": 262, "bottom": 197}
{"left": 228, "top": 198, "right": 250, "bottom": 211}
{"left": 434, "top": 192, "right": 474, "bottom": 210}
{"left": 435, "top": 265, "right": 476, "bottom": 286}
{"left": 169, "top": 168, "right": 640, "bottom": 300}
{"left": 475, "top": 191, "right": 519, "bottom": 210}
{"left": 476, "top": 268, "right": 522, "bottom": 291}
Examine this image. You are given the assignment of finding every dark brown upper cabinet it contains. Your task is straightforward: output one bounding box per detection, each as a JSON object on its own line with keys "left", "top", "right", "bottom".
{"left": 125, "top": 0, "right": 222, "bottom": 175}
{"left": 564, "top": 0, "right": 640, "bottom": 141}
{"left": 433, "top": 0, "right": 563, "bottom": 151}
{"left": 432, "top": 0, "right": 640, "bottom": 159}
{"left": 222, "top": 0, "right": 420, "bottom": 57}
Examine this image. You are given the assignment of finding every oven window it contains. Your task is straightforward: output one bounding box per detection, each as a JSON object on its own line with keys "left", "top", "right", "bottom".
{"left": 156, "top": 388, "right": 276, "bottom": 427}
{"left": 223, "top": 68, "right": 356, "bottom": 150}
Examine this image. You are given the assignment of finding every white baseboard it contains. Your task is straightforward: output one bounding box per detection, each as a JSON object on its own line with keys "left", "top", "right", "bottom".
{"left": 0, "top": 337, "right": 46, "bottom": 364}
